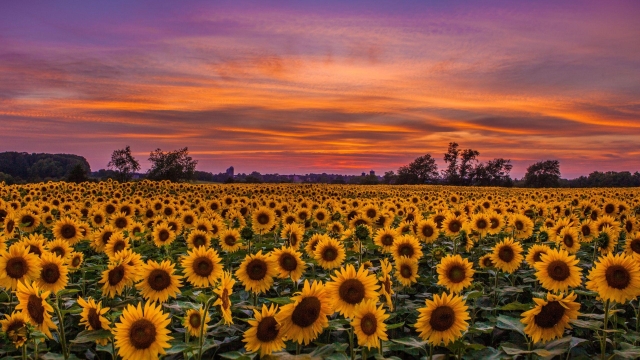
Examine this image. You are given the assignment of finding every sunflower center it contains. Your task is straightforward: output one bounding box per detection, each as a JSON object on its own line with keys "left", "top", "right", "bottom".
{"left": 184, "top": 215, "right": 194, "bottom": 225}
{"left": 533, "top": 251, "right": 545, "bottom": 263}
{"left": 190, "top": 257, "right": 213, "bottom": 277}
{"left": 41, "top": 263, "right": 61, "bottom": 284}
{"left": 102, "top": 231, "right": 113, "bottom": 244}
{"left": 383, "top": 277, "right": 392, "bottom": 294}
{"left": 108, "top": 265, "right": 126, "bottom": 286}
{"left": 28, "top": 245, "right": 42, "bottom": 256}
{"left": 94, "top": 215, "right": 104, "bottom": 224}
{"left": 482, "top": 257, "right": 494, "bottom": 267}
{"left": 6, "top": 257, "right": 28, "bottom": 279}
{"left": 88, "top": 308, "right": 103, "bottom": 330}
{"left": 429, "top": 306, "right": 455, "bottom": 332}
{"left": 115, "top": 218, "right": 127, "bottom": 229}
{"left": 148, "top": 269, "right": 171, "bottom": 291}
{"left": 221, "top": 289, "right": 230, "bottom": 310}
{"left": 398, "top": 244, "right": 414, "bottom": 257}
{"left": 193, "top": 235, "right": 207, "bottom": 247}
{"left": 159, "top": 230, "right": 170, "bottom": 242}
{"left": 188, "top": 313, "right": 201, "bottom": 329}
{"left": 581, "top": 226, "right": 591, "bottom": 237}
{"left": 224, "top": 235, "right": 236, "bottom": 246}
{"left": 7, "top": 319, "right": 25, "bottom": 333}
{"left": 400, "top": 264, "right": 413, "bottom": 279}
{"left": 476, "top": 219, "right": 487, "bottom": 229}
{"left": 247, "top": 259, "right": 268, "bottom": 281}
{"left": 533, "top": 301, "right": 565, "bottom": 328}
{"left": 316, "top": 212, "right": 325, "bottom": 221}
{"left": 128, "top": 319, "right": 157, "bottom": 350}
{"left": 547, "top": 260, "right": 570, "bottom": 281}
{"left": 515, "top": 221, "right": 524, "bottom": 231}
{"left": 21, "top": 215, "right": 35, "bottom": 227}
{"left": 605, "top": 265, "right": 631, "bottom": 289}
{"left": 256, "top": 316, "right": 279, "bottom": 342}
{"left": 366, "top": 209, "right": 377, "bottom": 219}
{"left": 381, "top": 234, "right": 394, "bottom": 246}
{"left": 27, "top": 295, "right": 45, "bottom": 324}
{"left": 72, "top": 256, "right": 81, "bottom": 267}
{"left": 605, "top": 204, "right": 615, "bottom": 214}
{"left": 447, "top": 265, "right": 466, "bottom": 283}
{"left": 6, "top": 220, "right": 15, "bottom": 233}
{"left": 339, "top": 279, "right": 365, "bottom": 304}
{"left": 563, "top": 235, "right": 574, "bottom": 248}
{"left": 322, "top": 246, "right": 338, "bottom": 261}
{"left": 498, "top": 246, "right": 515, "bottom": 263}
{"left": 257, "top": 213, "right": 270, "bottom": 225}
{"left": 113, "top": 240, "right": 126, "bottom": 253}
{"left": 278, "top": 253, "right": 298, "bottom": 271}
{"left": 630, "top": 240, "right": 640, "bottom": 254}
{"left": 291, "top": 297, "right": 321, "bottom": 328}
{"left": 490, "top": 219, "right": 499, "bottom": 229}
{"left": 360, "top": 313, "right": 378, "bottom": 335}
{"left": 448, "top": 220, "right": 461, "bottom": 233}
{"left": 60, "top": 224, "right": 76, "bottom": 239}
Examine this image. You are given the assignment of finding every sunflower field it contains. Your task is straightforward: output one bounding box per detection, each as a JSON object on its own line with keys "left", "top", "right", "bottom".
{"left": 1, "top": 181, "right": 640, "bottom": 360}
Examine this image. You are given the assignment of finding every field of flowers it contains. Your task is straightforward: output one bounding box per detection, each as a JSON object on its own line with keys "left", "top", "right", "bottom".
{"left": 1, "top": 181, "right": 640, "bottom": 360}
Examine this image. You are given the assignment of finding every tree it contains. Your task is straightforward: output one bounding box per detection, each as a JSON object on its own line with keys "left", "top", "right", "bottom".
{"left": 442, "top": 142, "right": 460, "bottom": 184}
{"left": 442, "top": 142, "right": 480, "bottom": 185}
{"left": 146, "top": 147, "right": 198, "bottom": 182}
{"left": 397, "top": 154, "right": 439, "bottom": 184}
{"left": 108, "top": 146, "right": 140, "bottom": 182}
{"left": 471, "top": 158, "right": 513, "bottom": 186}
{"left": 382, "top": 171, "right": 397, "bottom": 184}
{"left": 66, "top": 163, "right": 89, "bottom": 183}
{"left": 523, "top": 160, "right": 561, "bottom": 188}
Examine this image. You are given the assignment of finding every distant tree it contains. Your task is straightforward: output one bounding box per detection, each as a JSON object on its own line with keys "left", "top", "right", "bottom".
{"left": 471, "top": 158, "right": 513, "bottom": 186}
{"left": 442, "top": 142, "right": 461, "bottom": 184}
{"left": 332, "top": 175, "right": 346, "bottom": 184}
{"left": 524, "top": 160, "right": 561, "bottom": 188}
{"left": 458, "top": 149, "right": 480, "bottom": 185}
{"left": 442, "top": 142, "right": 480, "bottom": 185}
{"left": 382, "top": 170, "right": 397, "bottom": 184}
{"left": 397, "top": 154, "right": 439, "bottom": 184}
{"left": 359, "top": 174, "right": 379, "bottom": 185}
{"left": 66, "top": 163, "right": 89, "bottom": 183}
{"left": 147, "top": 147, "right": 198, "bottom": 182}
{"left": 108, "top": 146, "right": 140, "bottom": 182}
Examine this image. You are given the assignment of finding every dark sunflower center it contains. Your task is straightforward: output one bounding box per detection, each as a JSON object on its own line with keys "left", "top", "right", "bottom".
{"left": 247, "top": 259, "right": 268, "bottom": 281}
{"left": 534, "top": 301, "right": 565, "bottom": 328}
{"left": 448, "top": 220, "right": 461, "bottom": 233}
{"left": 482, "top": 257, "right": 494, "bottom": 267}
{"left": 6, "top": 257, "right": 28, "bottom": 279}
{"left": 498, "top": 246, "right": 515, "bottom": 263}
{"left": 105, "top": 205, "right": 116, "bottom": 214}
{"left": 41, "top": 263, "right": 61, "bottom": 284}
{"left": 88, "top": 308, "right": 102, "bottom": 330}
{"left": 159, "top": 230, "right": 170, "bottom": 242}
{"left": 27, "top": 295, "right": 45, "bottom": 324}
{"left": 366, "top": 209, "right": 377, "bottom": 218}
{"left": 51, "top": 246, "right": 65, "bottom": 257}
{"left": 630, "top": 239, "right": 640, "bottom": 254}
{"left": 316, "top": 212, "right": 325, "bottom": 221}
{"left": 193, "top": 257, "right": 214, "bottom": 277}
{"left": 224, "top": 235, "right": 236, "bottom": 246}
{"left": 322, "top": 246, "right": 338, "bottom": 261}
{"left": 113, "top": 241, "right": 126, "bottom": 253}
{"left": 184, "top": 215, "right": 194, "bottom": 225}
{"left": 6, "top": 220, "right": 15, "bottom": 233}
{"left": 400, "top": 264, "right": 413, "bottom": 279}
{"left": 447, "top": 265, "right": 466, "bottom": 283}
{"left": 257, "top": 214, "right": 269, "bottom": 225}
{"left": 128, "top": 319, "right": 157, "bottom": 350}
{"left": 429, "top": 306, "right": 455, "bottom": 332}
{"left": 221, "top": 289, "right": 230, "bottom": 310}
{"left": 278, "top": 253, "right": 298, "bottom": 271}
{"left": 193, "top": 235, "right": 207, "bottom": 247}
{"left": 94, "top": 215, "right": 104, "bottom": 224}
{"left": 72, "top": 256, "right": 81, "bottom": 267}
{"left": 605, "top": 204, "right": 615, "bottom": 214}
{"left": 189, "top": 313, "right": 201, "bottom": 329}
{"left": 515, "top": 221, "right": 524, "bottom": 231}
{"left": 7, "top": 319, "right": 25, "bottom": 333}
{"left": 60, "top": 224, "right": 76, "bottom": 239}
{"left": 148, "top": 269, "right": 171, "bottom": 291}
{"left": 605, "top": 265, "right": 631, "bottom": 289}
{"left": 422, "top": 226, "right": 434, "bottom": 237}
{"left": 547, "top": 260, "right": 570, "bottom": 281}
{"left": 291, "top": 297, "right": 321, "bottom": 328}
{"left": 338, "top": 279, "right": 365, "bottom": 304}
{"left": 360, "top": 313, "right": 378, "bottom": 335}
{"left": 476, "top": 219, "right": 487, "bottom": 229}
{"left": 108, "top": 265, "right": 125, "bottom": 286}
{"left": 29, "top": 245, "right": 42, "bottom": 256}
{"left": 533, "top": 251, "right": 545, "bottom": 263}
{"left": 490, "top": 219, "right": 499, "bottom": 229}
{"left": 21, "top": 215, "right": 35, "bottom": 227}
{"left": 381, "top": 234, "right": 394, "bottom": 246}
{"left": 115, "top": 218, "right": 127, "bottom": 229}
{"left": 102, "top": 231, "right": 113, "bottom": 244}
{"left": 563, "top": 234, "right": 574, "bottom": 248}
{"left": 398, "top": 244, "right": 414, "bottom": 257}
{"left": 256, "top": 316, "right": 279, "bottom": 342}
{"left": 383, "top": 277, "right": 391, "bottom": 294}
{"left": 581, "top": 226, "right": 591, "bottom": 237}
{"left": 145, "top": 210, "right": 154, "bottom": 218}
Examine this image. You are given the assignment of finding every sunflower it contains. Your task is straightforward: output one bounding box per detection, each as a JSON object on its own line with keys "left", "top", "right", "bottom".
{"left": 508, "top": 214, "right": 534, "bottom": 239}
{"left": 113, "top": 302, "right": 172, "bottom": 360}
{"left": 15, "top": 281, "right": 56, "bottom": 338}
{"left": 533, "top": 248, "right": 582, "bottom": 292}
{"left": 17, "top": 209, "right": 40, "bottom": 233}
{"left": 586, "top": 252, "right": 640, "bottom": 303}
{"left": 89, "top": 208, "right": 107, "bottom": 228}
{"left": 378, "top": 259, "right": 394, "bottom": 310}
{"left": 490, "top": 237, "right": 524, "bottom": 273}
{"left": 479, "top": 254, "right": 494, "bottom": 269}
{"left": 19, "top": 234, "right": 46, "bottom": 257}
{"left": 236, "top": 250, "right": 278, "bottom": 294}
{"left": 394, "top": 256, "right": 419, "bottom": 287}
{"left": 326, "top": 264, "right": 380, "bottom": 318}
{"left": 213, "top": 271, "right": 236, "bottom": 325}
{"left": 183, "top": 307, "right": 211, "bottom": 337}
{"left": 0, "top": 311, "right": 29, "bottom": 347}
{"left": 624, "top": 232, "right": 640, "bottom": 258}
{"left": 525, "top": 244, "right": 551, "bottom": 267}
{"left": 251, "top": 207, "right": 276, "bottom": 234}
{"left": 521, "top": 292, "right": 580, "bottom": 343}
{"left": 151, "top": 223, "right": 176, "bottom": 247}
{"left": 179, "top": 210, "right": 198, "bottom": 229}
{"left": 100, "top": 260, "right": 134, "bottom": 298}
{"left": 3, "top": 211, "right": 18, "bottom": 238}
{"left": 487, "top": 212, "right": 504, "bottom": 235}
{"left": 416, "top": 219, "right": 439, "bottom": 244}
{"left": 105, "top": 233, "right": 130, "bottom": 259}
{"left": 0, "top": 244, "right": 41, "bottom": 290}
{"left": 304, "top": 233, "right": 326, "bottom": 258}
{"left": 78, "top": 297, "right": 111, "bottom": 345}
{"left": 53, "top": 217, "right": 82, "bottom": 245}
{"left": 180, "top": 246, "right": 223, "bottom": 287}
{"left": 243, "top": 304, "right": 285, "bottom": 356}
{"left": 469, "top": 213, "right": 491, "bottom": 237}
{"left": 46, "top": 239, "right": 73, "bottom": 260}
{"left": 276, "top": 280, "right": 334, "bottom": 345}
{"left": 314, "top": 236, "right": 346, "bottom": 270}
{"left": 137, "top": 259, "right": 182, "bottom": 303}
{"left": 623, "top": 216, "right": 638, "bottom": 235}
{"left": 595, "top": 226, "right": 618, "bottom": 254}
{"left": 557, "top": 227, "right": 580, "bottom": 254}
{"left": 92, "top": 225, "right": 120, "bottom": 253}
{"left": 391, "top": 234, "right": 423, "bottom": 263}
{"left": 280, "top": 223, "right": 305, "bottom": 248}
{"left": 436, "top": 254, "right": 475, "bottom": 294}
{"left": 312, "top": 208, "right": 330, "bottom": 226}
{"left": 37, "top": 252, "right": 69, "bottom": 294}
{"left": 67, "top": 251, "right": 84, "bottom": 272}
{"left": 111, "top": 212, "right": 133, "bottom": 231}
{"left": 442, "top": 214, "right": 466, "bottom": 237}
{"left": 352, "top": 299, "right": 389, "bottom": 349}
{"left": 579, "top": 220, "right": 596, "bottom": 241}
{"left": 219, "top": 229, "right": 242, "bottom": 253}
{"left": 327, "top": 221, "right": 345, "bottom": 236}
{"left": 374, "top": 227, "right": 398, "bottom": 252}
{"left": 270, "top": 246, "right": 306, "bottom": 282}
{"left": 414, "top": 292, "right": 470, "bottom": 346}
{"left": 186, "top": 229, "right": 211, "bottom": 249}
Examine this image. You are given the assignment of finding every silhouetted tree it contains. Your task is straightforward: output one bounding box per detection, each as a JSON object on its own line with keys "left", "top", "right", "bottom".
{"left": 66, "top": 163, "right": 89, "bottom": 183}
{"left": 442, "top": 142, "right": 480, "bottom": 185}
{"left": 382, "top": 171, "right": 397, "bottom": 184}
{"left": 524, "top": 160, "right": 561, "bottom": 187}
{"left": 471, "top": 158, "right": 513, "bottom": 186}
{"left": 108, "top": 146, "right": 140, "bottom": 182}
{"left": 397, "top": 154, "right": 439, "bottom": 184}
{"left": 147, "top": 147, "right": 198, "bottom": 182}
{"left": 442, "top": 142, "right": 461, "bottom": 184}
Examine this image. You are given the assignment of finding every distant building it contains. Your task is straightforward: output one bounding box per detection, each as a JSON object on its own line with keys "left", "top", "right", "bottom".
{"left": 226, "top": 166, "right": 234, "bottom": 177}
{"left": 361, "top": 172, "right": 366, "bottom": 176}
{"left": 370, "top": 170, "right": 375, "bottom": 176}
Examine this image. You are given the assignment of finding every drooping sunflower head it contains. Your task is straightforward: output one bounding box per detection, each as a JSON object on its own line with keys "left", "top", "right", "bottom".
{"left": 489, "top": 237, "right": 524, "bottom": 274}
{"left": 0, "top": 311, "right": 29, "bottom": 347}
{"left": 414, "top": 292, "right": 470, "bottom": 346}
{"left": 521, "top": 292, "right": 580, "bottom": 344}
{"left": 436, "top": 254, "right": 475, "bottom": 294}
{"left": 213, "top": 271, "right": 236, "bottom": 325}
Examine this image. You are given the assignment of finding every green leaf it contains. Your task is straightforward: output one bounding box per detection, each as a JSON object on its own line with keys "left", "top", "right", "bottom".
{"left": 70, "top": 329, "right": 113, "bottom": 343}
{"left": 219, "top": 350, "right": 254, "bottom": 359}
{"left": 386, "top": 322, "right": 404, "bottom": 330}
{"left": 499, "top": 301, "right": 532, "bottom": 311}
{"left": 465, "top": 290, "right": 484, "bottom": 300}
{"left": 570, "top": 319, "right": 602, "bottom": 330}
{"left": 392, "top": 337, "right": 428, "bottom": 350}
{"left": 496, "top": 315, "right": 525, "bottom": 337}
{"left": 266, "top": 297, "right": 293, "bottom": 305}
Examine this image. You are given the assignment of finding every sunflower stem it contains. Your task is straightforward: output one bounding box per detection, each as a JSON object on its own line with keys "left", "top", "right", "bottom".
{"left": 349, "top": 326, "right": 355, "bottom": 360}
{"left": 110, "top": 337, "right": 116, "bottom": 360}
{"left": 53, "top": 295, "right": 69, "bottom": 360}
{"left": 197, "top": 295, "right": 216, "bottom": 360}
{"left": 21, "top": 343, "right": 26, "bottom": 360}
{"left": 601, "top": 299, "right": 610, "bottom": 360}
{"left": 9, "top": 290, "right": 14, "bottom": 314}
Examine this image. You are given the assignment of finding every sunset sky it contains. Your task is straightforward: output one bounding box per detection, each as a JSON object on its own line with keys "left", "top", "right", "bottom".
{"left": 1, "top": 0, "right": 639, "bottom": 178}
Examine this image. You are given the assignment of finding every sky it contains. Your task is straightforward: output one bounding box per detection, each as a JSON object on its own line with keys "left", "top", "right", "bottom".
{"left": 1, "top": 0, "right": 639, "bottom": 178}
